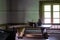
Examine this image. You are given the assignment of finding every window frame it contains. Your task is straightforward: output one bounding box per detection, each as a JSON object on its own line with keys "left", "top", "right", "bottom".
{"left": 39, "top": 1, "right": 60, "bottom": 25}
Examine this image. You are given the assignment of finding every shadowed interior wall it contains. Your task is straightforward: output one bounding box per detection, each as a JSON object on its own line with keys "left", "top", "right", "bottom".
{"left": 17, "top": 0, "right": 53, "bottom": 23}
{"left": 7, "top": 0, "right": 39, "bottom": 23}
{"left": 7, "top": 0, "right": 26, "bottom": 23}
{"left": 0, "top": 0, "right": 7, "bottom": 24}
{"left": 17, "top": 0, "right": 39, "bottom": 23}
{"left": 7, "top": 0, "right": 19, "bottom": 23}
{"left": 0, "top": 0, "right": 54, "bottom": 24}
{"left": 7, "top": 0, "right": 54, "bottom": 23}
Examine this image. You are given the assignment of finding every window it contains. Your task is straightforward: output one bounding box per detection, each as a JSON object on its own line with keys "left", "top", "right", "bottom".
{"left": 39, "top": 1, "right": 60, "bottom": 29}
{"left": 42, "top": 3, "right": 60, "bottom": 24}
{"left": 44, "top": 5, "right": 51, "bottom": 23}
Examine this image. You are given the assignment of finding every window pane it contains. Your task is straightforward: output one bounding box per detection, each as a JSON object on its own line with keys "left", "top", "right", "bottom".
{"left": 44, "top": 5, "right": 51, "bottom": 11}
{"left": 53, "top": 19, "right": 59, "bottom": 23}
{"left": 53, "top": 12, "right": 59, "bottom": 18}
{"left": 44, "top": 19, "right": 51, "bottom": 23}
{"left": 53, "top": 5, "right": 59, "bottom": 11}
{"left": 44, "top": 12, "right": 51, "bottom": 18}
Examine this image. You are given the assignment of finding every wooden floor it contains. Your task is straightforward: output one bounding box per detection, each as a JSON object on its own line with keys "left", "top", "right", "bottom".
{"left": 15, "top": 33, "right": 60, "bottom": 40}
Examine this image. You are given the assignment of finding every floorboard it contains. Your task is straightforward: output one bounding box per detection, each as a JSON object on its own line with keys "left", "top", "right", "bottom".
{"left": 15, "top": 33, "right": 60, "bottom": 40}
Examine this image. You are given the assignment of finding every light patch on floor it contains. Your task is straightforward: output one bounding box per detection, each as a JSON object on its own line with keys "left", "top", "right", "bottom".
{"left": 15, "top": 33, "right": 49, "bottom": 40}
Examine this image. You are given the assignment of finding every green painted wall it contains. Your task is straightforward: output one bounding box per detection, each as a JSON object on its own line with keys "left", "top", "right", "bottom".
{"left": 17, "top": 0, "right": 39, "bottom": 23}
{"left": 25, "top": 0, "right": 39, "bottom": 22}
{"left": 0, "top": 0, "right": 7, "bottom": 24}
{"left": 12, "top": 0, "right": 55, "bottom": 23}
{"left": 0, "top": 0, "right": 7, "bottom": 10}
{"left": 25, "top": 0, "right": 55, "bottom": 22}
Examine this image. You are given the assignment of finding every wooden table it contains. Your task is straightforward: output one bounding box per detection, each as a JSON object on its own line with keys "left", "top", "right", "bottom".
{"left": 8, "top": 25, "right": 50, "bottom": 39}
